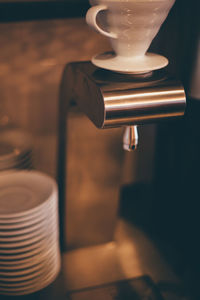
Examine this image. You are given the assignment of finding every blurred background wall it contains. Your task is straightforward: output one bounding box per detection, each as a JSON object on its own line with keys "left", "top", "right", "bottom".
{"left": 0, "top": 12, "right": 157, "bottom": 250}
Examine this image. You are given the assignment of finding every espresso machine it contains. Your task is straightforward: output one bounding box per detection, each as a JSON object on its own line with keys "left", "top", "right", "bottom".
{"left": 55, "top": 0, "right": 195, "bottom": 299}
{"left": 0, "top": 0, "right": 198, "bottom": 298}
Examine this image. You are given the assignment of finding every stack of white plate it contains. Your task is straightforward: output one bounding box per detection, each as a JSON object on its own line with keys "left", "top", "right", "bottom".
{"left": 0, "top": 171, "right": 61, "bottom": 296}
{"left": 0, "top": 129, "right": 33, "bottom": 171}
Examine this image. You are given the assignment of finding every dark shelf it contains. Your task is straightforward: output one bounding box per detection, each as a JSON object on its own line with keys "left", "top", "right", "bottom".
{"left": 0, "top": 1, "right": 89, "bottom": 22}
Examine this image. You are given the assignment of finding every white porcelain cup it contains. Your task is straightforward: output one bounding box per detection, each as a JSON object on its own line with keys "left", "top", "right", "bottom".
{"left": 86, "top": 0, "right": 175, "bottom": 59}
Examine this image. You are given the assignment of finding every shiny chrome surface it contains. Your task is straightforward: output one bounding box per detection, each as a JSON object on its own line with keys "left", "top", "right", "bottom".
{"left": 123, "top": 126, "right": 138, "bottom": 151}
{"left": 63, "top": 62, "right": 186, "bottom": 130}
{"left": 103, "top": 79, "right": 186, "bottom": 128}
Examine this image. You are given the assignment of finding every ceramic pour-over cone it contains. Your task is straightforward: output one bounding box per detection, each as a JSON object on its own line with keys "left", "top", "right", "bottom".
{"left": 87, "top": 0, "right": 176, "bottom": 73}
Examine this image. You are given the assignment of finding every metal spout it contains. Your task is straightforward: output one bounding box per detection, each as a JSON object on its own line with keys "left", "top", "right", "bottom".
{"left": 123, "top": 126, "right": 138, "bottom": 151}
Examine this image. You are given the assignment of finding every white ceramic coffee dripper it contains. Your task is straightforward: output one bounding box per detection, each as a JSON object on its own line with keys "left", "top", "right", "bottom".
{"left": 86, "top": 0, "right": 176, "bottom": 74}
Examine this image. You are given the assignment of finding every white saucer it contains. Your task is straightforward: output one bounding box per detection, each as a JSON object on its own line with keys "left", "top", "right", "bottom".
{"left": 0, "top": 196, "right": 57, "bottom": 225}
{"left": 0, "top": 232, "right": 58, "bottom": 254}
{"left": 0, "top": 171, "right": 58, "bottom": 218}
{"left": 0, "top": 209, "right": 57, "bottom": 233}
{"left": 0, "top": 249, "right": 59, "bottom": 277}
{"left": 92, "top": 51, "right": 168, "bottom": 74}
{"left": 0, "top": 260, "right": 60, "bottom": 295}
{"left": 0, "top": 236, "right": 58, "bottom": 260}
{"left": 0, "top": 245, "right": 59, "bottom": 268}
{"left": 0, "top": 218, "right": 58, "bottom": 243}
{"left": 0, "top": 254, "right": 59, "bottom": 283}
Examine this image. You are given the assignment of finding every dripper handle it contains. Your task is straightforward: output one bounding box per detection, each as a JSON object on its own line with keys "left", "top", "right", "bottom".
{"left": 86, "top": 5, "right": 117, "bottom": 39}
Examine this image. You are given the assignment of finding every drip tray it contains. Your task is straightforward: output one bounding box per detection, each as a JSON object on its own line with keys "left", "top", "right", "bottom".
{"left": 66, "top": 276, "right": 164, "bottom": 300}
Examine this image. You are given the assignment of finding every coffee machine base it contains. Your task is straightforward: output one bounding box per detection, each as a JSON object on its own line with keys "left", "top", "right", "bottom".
{"left": 66, "top": 274, "right": 164, "bottom": 300}
{"left": 60, "top": 219, "right": 185, "bottom": 300}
